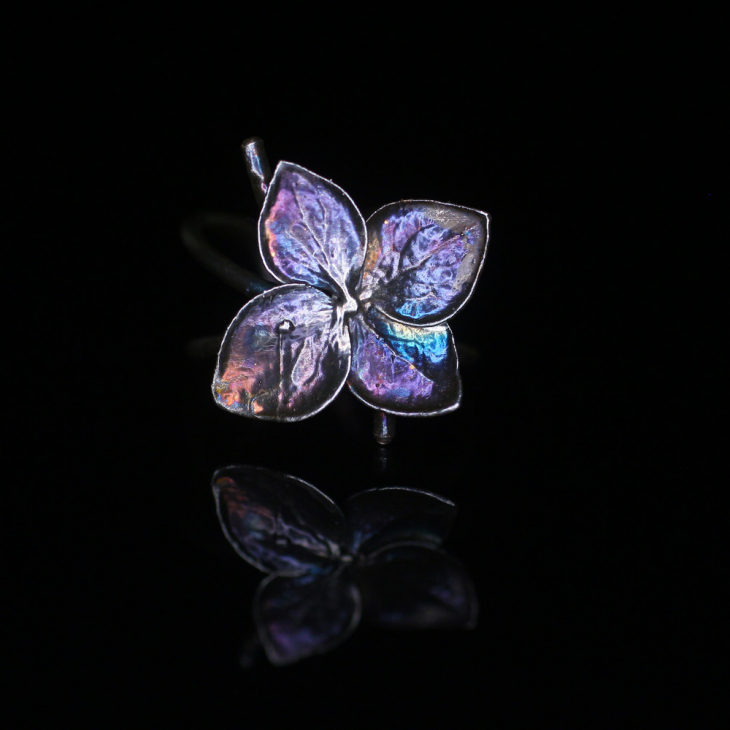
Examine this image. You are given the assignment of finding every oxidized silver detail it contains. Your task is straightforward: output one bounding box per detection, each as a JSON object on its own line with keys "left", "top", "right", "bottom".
{"left": 213, "top": 158, "right": 489, "bottom": 421}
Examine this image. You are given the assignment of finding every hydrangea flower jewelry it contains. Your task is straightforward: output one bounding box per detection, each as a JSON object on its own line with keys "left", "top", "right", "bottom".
{"left": 209, "top": 139, "right": 490, "bottom": 440}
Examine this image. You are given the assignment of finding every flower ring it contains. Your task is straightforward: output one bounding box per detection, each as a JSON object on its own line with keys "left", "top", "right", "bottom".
{"left": 213, "top": 161, "right": 490, "bottom": 421}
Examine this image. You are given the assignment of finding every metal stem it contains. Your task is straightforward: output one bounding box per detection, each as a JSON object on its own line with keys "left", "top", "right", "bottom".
{"left": 373, "top": 410, "right": 396, "bottom": 446}
{"left": 242, "top": 137, "right": 272, "bottom": 207}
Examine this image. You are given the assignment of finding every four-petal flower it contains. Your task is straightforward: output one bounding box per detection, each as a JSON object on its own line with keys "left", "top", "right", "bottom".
{"left": 213, "top": 466, "right": 478, "bottom": 665}
{"left": 213, "top": 162, "right": 489, "bottom": 420}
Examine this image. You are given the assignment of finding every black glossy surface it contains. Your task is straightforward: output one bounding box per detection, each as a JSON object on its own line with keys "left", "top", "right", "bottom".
{"left": 10, "top": 12, "right": 723, "bottom": 727}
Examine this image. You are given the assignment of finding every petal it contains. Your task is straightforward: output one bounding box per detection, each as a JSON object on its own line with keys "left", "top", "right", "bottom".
{"left": 345, "top": 488, "right": 457, "bottom": 555}
{"left": 259, "top": 161, "right": 367, "bottom": 301}
{"left": 254, "top": 567, "right": 361, "bottom": 665}
{"left": 213, "top": 284, "right": 350, "bottom": 421}
{"left": 212, "top": 466, "right": 346, "bottom": 575}
{"left": 359, "top": 544, "right": 478, "bottom": 630}
{"left": 360, "top": 201, "right": 489, "bottom": 325}
{"left": 347, "top": 307, "right": 461, "bottom": 416}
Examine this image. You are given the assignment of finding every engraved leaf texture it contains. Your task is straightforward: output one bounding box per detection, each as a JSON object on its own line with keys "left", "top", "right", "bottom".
{"left": 213, "top": 466, "right": 346, "bottom": 576}
{"left": 359, "top": 202, "right": 489, "bottom": 326}
{"left": 260, "top": 162, "right": 367, "bottom": 299}
{"left": 213, "top": 285, "right": 350, "bottom": 421}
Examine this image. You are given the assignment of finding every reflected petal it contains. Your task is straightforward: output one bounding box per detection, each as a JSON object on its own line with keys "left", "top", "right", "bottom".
{"left": 345, "top": 487, "right": 457, "bottom": 555}
{"left": 347, "top": 308, "right": 461, "bottom": 415}
{"left": 360, "top": 202, "right": 489, "bottom": 325}
{"left": 213, "top": 466, "right": 346, "bottom": 575}
{"left": 359, "top": 544, "right": 478, "bottom": 630}
{"left": 255, "top": 567, "right": 361, "bottom": 665}
{"left": 260, "top": 162, "right": 367, "bottom": 301}
{"left": 213, "top": 285, "right": 350, "bottom": 421}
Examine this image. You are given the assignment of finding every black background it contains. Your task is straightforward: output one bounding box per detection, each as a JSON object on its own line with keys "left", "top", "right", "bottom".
{"left": 9, "top": 8, "right": 724, "bottom": 726}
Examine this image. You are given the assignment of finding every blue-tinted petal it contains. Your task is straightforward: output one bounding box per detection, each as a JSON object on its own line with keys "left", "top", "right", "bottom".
{"left": 213, "top": 285, "right": 350, "bottom": 421}
{"left": 359, "top": 544, "right": 478, "bottom": 630}
{"left": 360, "top": 202, "right": 489, "bottom": 326}
{"left": 254, "top": 567, "right": 361, "bottom": 665}
{"left": 212, "top": 466, "right": 346, "bottom": 575}
{"left": 260, "top": 162, "right": 366, "bottom": 303}
{"left": 345, "top": 487, "right": 457, "bottom": 555}
{"left": 347, "top": 307, "right": 461, "bottom": 416}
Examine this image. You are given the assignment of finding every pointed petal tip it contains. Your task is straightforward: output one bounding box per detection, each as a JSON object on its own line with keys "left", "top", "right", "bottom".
{"left": 360, "top": 201, "right": 489, "bottom": 326}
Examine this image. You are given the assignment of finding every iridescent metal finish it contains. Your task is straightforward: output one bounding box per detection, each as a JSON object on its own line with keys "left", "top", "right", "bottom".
{"left": 213, "top": 466, "right": 345, "bottom": 575}
{"left": 348, "top": 306, "right": 461, "bottom": 415}
{"left": 260, "top": 162, "right": 366, "bottom": 301}
{"left": 242, "top": 137, "right": 272, "bottom": 207}
{"left": 360, "top": 202, "right": 490, "bottom": 325}
{"left": 214, "top": 154, "right": 489, "bottom": 423}
{"left": 212, "top": 466, "right": 477, "bottom": 665}
{"left": 373, "top": 410, "right": 395, "bottom": 445}
{"left": 255, "top": 567, "right": 361, "bottom": 666}
{"left": 213, "top": 285, "right": 350, "bottom": 421}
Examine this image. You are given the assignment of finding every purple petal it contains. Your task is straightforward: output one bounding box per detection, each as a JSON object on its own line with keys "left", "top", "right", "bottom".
{"left": 345, "top": 488, "right": 457, "bottom": 555}
{"left": 212, "top": 466, "right": 346, "bottom": 575}
{"left": 213, "top": 285, "right": 350, "bottom": 421}
{"left": 360, "top": 202, "right": 489, "bottom": 325}
{"left": 254, "top": 567, "right": 361, "bottom": 665}
{"left": 359, "top": 544, "right": 478, "bottom": 630}
{"left": 347, "top": 307, "right": 461, "bottom": 416}
{"left": 260, "top": 162, "right": 366, "bottom": 303}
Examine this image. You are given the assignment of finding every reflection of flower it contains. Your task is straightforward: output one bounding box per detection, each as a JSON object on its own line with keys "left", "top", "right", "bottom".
{"left": 213, "top": 466, "right": 478, "bottom": 665}
{"left": 213, "top": 162, "right": 489, "bottom": 421}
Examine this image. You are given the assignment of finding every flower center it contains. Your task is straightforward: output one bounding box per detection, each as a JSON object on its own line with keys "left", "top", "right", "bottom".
{"left": 332, "top": 291, "right": 358, "bottom": 316}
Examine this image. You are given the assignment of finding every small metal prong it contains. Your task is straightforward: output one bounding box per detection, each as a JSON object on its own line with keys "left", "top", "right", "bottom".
{"left": 241, "top": 137, "right": 272, "bottom": 207}
{"left": 373, "top": 410, "right": 395, "bottom": 445}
